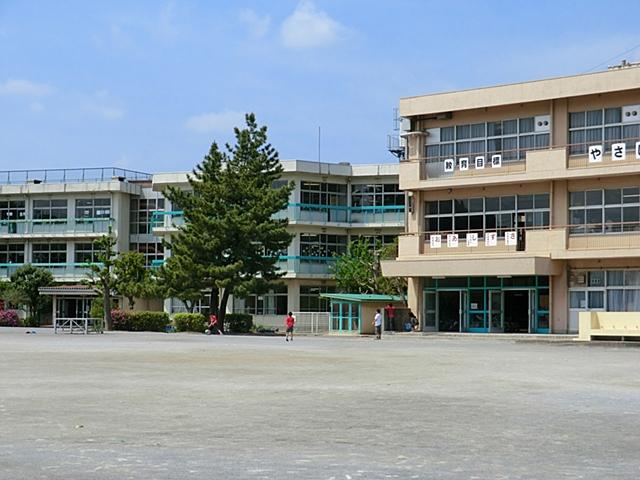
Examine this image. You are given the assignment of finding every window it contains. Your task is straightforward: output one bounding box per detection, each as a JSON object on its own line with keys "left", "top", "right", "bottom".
{"left": 32, "top": 243, "right": 66, "bottom": 263}
{"left": 0, "top": 244, "right": 24, "bottom": 263}
{"left": 74, "top": 243, "right": 99, "bottom": 263}
{"left": 300, "top": 234, "right": 347, "bottom": 257}
{"left": 300, "top": 182, "right": 347, "bottom": 206}
{"left": 570, "top": 269, "right": 640, "bottom": 312}
{"left": 130, "top": 196, "right": 165, "bottom": 234}
{"left": 0, "top": 200, "right": 25, "bottom": 221}
{"left": 425, "top": 193, "right": 550, "bottom": 237}
{"left": 570, "top": 187, "right": 640, "bottom": 234}
{"left": 424, "top": 116, "right": 550, "bottom": 166}
{"left": 351, "top": 183, "right": 403, "bottom": 208}
{"left": 233, "top": 284, "right": 288, "bottom": 315}
{"left": 75, "top": 198, "right": 111, "bottom": 219}
{"left": 33, "top": 199, "right": 67, "bottom": 220}
{"left": 568, "top": 106, "right": 640, "bottom": 156}
{"left": 130, "top": 242, "right": 164, "bottom": 266}
{"left": 300, "top": 285, "right": 336, "bottom": 312}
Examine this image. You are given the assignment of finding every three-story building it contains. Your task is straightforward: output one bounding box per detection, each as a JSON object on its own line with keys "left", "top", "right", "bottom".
{"left": 383, "top": 63, "right": 640, "bottom": 334}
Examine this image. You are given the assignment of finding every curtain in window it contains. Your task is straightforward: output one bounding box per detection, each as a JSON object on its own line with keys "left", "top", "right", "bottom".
{"left": 607, "top": 289, "right": 625, "bottom": 311}
{"left": 625, "top": 289, "right": 640, "bottom": 311}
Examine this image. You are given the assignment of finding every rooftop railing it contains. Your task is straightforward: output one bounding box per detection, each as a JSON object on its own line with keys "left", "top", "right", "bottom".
{"left": 0, "top": 167, "right": 151, "bottom": 185}
{"left": 0, "top": 262, "right": 99, "bottom": 278}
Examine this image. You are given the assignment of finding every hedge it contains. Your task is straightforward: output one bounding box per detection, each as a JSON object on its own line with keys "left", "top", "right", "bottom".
{"left": 0, "top": 310, "right": 20, "bottom": 327}
{"left": 225, "top": 313, "right": 253, "bottom": 333}
{"left": 111, "top": 310, "right": 169, "bottom": 332}
{"left": 173, "top": 313, "right": 207, "bottom": 332}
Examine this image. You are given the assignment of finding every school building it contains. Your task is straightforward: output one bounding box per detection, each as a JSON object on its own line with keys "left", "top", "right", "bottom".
{"left": 382, "top": 62, "right": 640, "bottom": 334}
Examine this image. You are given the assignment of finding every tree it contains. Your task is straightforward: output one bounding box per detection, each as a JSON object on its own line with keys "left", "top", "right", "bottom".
{"left": 114, "top": 251, "right": 154, "bottom": 309}
{"left": 156, "top": 253, "right": 206, "bottom": 313}
{"left": 165, "top": 113, "right": 294, "bottom": 330}
{"left": 332, "top": 238, "right": 407, "bottom": 302}
{"left": 88, "top": 232, "right": 117, "bottom": 330}
{"left": 9, "top": 264, "right": 54, "bottom": 323}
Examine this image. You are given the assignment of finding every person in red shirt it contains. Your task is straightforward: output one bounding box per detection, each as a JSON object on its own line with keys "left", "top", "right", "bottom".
{"left": 384, "top": 303, "right": 396, "bottom": 331}
{"left": 285, "top": 312, "right": 295, "bottom": 342}
{"left": 208, "top": 313, "right": 223, "bottom": 335}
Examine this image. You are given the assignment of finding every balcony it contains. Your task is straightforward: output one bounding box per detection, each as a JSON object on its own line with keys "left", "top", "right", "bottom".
{"left": 273, "top": 203, "right": 405, "bottom": 226}
{"left": 0, "top": 263, "right": 97, "bottom": 280}
{"left": 150, "top": 211, "right": 185, "bottom": 235}
{"left": 400, "top": 138, "right": 640, "bottom": 191}
{"left": 0, "top": 218, "right": 114, "bottom": 238}
{"left": 275, "top": 256, "right": 336, "bottom": 277}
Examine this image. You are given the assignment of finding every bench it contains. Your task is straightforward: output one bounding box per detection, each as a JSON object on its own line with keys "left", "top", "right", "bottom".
{"left": 578, "top": 312, "right": 640, "bottom": 341}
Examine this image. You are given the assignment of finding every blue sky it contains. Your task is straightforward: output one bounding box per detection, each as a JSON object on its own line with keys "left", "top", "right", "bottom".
{"left": 2, "top": 0, "right": 640, "bottom": 173}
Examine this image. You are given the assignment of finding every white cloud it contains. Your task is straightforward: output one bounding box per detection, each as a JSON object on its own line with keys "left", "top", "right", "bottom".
{"left": 82, "top": 91, "right": 125, "bottom": 120}
{"left": 280, "top": 0, "right": 343, "bottom": 49}
{"left": 238, "top": 8, "right": 271, "bottom": 39}
{"left": 185, "top": 110, "right": 245, "bottom": 133}
{"left": 0, "top": 79, "right": 53, "bottom": 97}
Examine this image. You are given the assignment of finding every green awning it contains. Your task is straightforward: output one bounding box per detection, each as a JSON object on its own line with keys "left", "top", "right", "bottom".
{"left": 319, "top": 293, "right": 403, "bottom": 303}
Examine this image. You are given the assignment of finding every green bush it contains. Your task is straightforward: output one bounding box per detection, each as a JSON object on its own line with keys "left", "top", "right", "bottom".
{"left": 23, "top": 316, "right": 40, "bottom": 328}
{"left": 173, "top": 313, "right": 207, "bottom": 332}
{"left": 111, "top": 310, "right": 169, "bottom": 332}
{"left": 225, "top": 313, "right": 253, "bottom": 333}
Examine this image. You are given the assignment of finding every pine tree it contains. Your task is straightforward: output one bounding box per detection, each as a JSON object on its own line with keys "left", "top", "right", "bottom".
{"left": 165, "top": 114, "right": 294, "bottom": 329}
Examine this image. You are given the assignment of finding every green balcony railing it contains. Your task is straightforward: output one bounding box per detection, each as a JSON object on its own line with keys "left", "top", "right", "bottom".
{"left": 0, "top": 218, "right": 114, "bottom": 235}
{"left": 275, "top": 256, "right": 336, "bottom": 275}
{"left": 149, "top": 211, "right": 184, "bottom": 230}
{"left": 0, "top": 262, "right": 100, "bottom": 278}
{"left": 151, "top": 204, "right": 404, "bottom": 230}
{"left": 273, "top": 203, "right": 405, "bottom": 224}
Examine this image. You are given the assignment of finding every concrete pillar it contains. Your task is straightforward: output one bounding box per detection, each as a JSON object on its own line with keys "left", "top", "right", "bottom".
{"left": 407, "top": 276, "right": 423, "bottom": 327}
{"left": 551, "top": 180, "right": 568, "bottom": 227}
{"left": 288, "top": 280, "right": 300, "bottom": 313}
{"left": 551, "top": 262, "right": 568, "bottom": 333}
{"left": 551, "top": 98, "right": 568, "bottom": 148}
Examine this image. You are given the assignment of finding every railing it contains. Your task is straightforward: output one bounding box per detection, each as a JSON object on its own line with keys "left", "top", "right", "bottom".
{"left": 0, "top": 218, "right": 114, "bottom": 235}
{"left": 54, "top": 317, "right": 102, "bottom": 334}
{"left": 419, "top": 147, "right": 533, "bottom": 180}
{"left": 407, "top": 221, "right": 640, "bottom": 256}
{"left": 0, "top": 263, "right": 98, "bottom": 278}
{"left": 153, "top": 205, "right": 405, "bottom": 230}
{"left": 566, "top": 138, "right": 640, "bottom": 169}
{"left": 273, "top": 203, "right": 405, "bottom": 225}
{"left": 150, "top": 211, "right": 184, "bottom": 231}
{"left": 275, "top": 256, "right": 336, "bottom": 275}
{"left": 0, "top": 167, "right": 151, "bottom": 185}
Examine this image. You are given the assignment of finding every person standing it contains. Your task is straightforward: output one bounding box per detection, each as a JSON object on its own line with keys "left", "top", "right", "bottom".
{"left": 373, "top": 308, "right": 382, "bottom": 340}
{"left": 384, "top": 303, "right": 396, "bottom": 331}
{"left": 285, "top": 311, "right": 295, "bottom": 342}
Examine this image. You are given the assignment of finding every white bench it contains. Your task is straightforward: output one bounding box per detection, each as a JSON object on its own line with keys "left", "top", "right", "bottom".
{"left": 578, "top": 312, "right": 640, "bottom": 341}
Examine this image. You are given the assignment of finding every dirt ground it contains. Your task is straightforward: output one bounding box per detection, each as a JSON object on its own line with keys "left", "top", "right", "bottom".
{"left": 1, "top": 328, "right": 640, "bottom": 479}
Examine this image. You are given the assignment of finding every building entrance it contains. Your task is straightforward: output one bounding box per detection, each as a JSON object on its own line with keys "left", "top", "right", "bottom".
{"left": 437, "top": 290, "right": 466, "bottom": 332}
{"left": 503, "top": 290, "right": 530, "bottom": 333}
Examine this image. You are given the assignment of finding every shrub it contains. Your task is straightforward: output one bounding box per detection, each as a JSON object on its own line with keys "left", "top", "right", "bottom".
{"left": 23, "top": 316, "right": 39, "bottom": 328}
{"left": 111, "top": 310, "right": 169, "bottom": 332}
{"left": 225, "top": 313, "right": 253, "bottom": 333}
{"left": 0, "top": 310, "right": 21, "bottom": 327}
{"left": 173, "top": 313, "right": 207, "bottom": 332}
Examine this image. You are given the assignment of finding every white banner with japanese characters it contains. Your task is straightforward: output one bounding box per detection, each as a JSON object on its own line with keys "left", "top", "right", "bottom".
{"left": 636, "top": 141, "right": 640, "bottom": 160}
{"left": 491, "top": 154, "right": 502, "bottom": 168}
{"left": 588, "top": 145, "right": 603, "bottom": 163}
{"left": 459, "top": 157, "right": 469, "bottom": 171}
{"left": 444, "top": 158, "right": 455, "bottom": 172}
{"left": 466, "top": 232, "right": 478, "bottom": 247}
{"left": 611, "top": 142, "right": 626, "bottom": 161}
{"left": 475, "top": 155, "right": 485, "bottom": 169}
{"left": 505, "top": 231, "right": 517, "bottom": 246}
{"left": 485, "top": 232, "right": 497, "bottom": 247}
{"left": 430, "top": 234, "right": 442, "bottom": 249}
{"left": 447, "top": 233, "right": 458, "bottom": 248}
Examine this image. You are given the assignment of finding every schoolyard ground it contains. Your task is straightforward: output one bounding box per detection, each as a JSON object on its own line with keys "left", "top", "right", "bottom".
{"left": 1, "top": 328, "right": 639, "bottom": 479}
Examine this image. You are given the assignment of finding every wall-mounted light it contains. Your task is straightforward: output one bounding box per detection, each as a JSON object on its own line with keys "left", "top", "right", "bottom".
{"left": 407, "top": 191, "right": 414, "bottom": 213}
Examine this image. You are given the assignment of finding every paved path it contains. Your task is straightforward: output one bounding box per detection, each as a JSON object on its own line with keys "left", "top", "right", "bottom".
{"left": 1, "top": 328, "right": 639, "bottom": 479}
